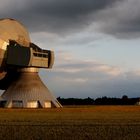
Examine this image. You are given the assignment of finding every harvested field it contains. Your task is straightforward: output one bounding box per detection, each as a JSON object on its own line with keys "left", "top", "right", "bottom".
{"left": 0, "top": 106, "right": 140, "bottom": 140}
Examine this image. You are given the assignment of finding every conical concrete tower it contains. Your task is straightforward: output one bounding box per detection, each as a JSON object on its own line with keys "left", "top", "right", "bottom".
{"left": 1, "top": 68, "right": 62, "bottom": 108}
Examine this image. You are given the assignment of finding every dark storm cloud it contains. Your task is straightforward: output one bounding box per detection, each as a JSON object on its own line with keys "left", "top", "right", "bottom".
{"left": 0, "top": 0, "right": 120, "bottom": 34}
{"left": 1, "top": 0, "right": 140, "bottom": 38}
{"left": 95, "top": 0, "right": 140, "bottom": 38}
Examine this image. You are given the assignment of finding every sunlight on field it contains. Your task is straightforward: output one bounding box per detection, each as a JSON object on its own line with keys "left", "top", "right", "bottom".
{"left": 0, "top": 106, "right": 140, "bottom": 140}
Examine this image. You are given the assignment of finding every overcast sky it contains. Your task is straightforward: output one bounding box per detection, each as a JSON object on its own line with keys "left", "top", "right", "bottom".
{"left": 1, "top": 0, "right": 140, "bottom": 98}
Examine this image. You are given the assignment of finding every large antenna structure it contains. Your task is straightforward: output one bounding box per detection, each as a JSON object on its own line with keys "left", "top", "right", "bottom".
{"left": 0, "top": 18, "right": 62, "bottom": 108}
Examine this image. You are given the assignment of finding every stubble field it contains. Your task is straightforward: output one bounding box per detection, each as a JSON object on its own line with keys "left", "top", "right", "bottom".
{"left": 0, "top": 106, "right": 140, "bottom": 140}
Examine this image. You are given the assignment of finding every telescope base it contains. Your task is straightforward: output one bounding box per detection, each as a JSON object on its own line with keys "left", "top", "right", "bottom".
{"left": 0, "top": 70, "right": 62, "bottom": 108}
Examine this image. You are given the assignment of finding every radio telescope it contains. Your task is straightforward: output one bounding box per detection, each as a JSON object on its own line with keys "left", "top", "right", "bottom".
{"left": 0, "top": 18, "right": 62, "bottom": 108}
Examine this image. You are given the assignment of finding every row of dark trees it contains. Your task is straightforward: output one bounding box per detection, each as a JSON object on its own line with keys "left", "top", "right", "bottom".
{"left": 57, "top": 95, "right": 140, "bottom": 105}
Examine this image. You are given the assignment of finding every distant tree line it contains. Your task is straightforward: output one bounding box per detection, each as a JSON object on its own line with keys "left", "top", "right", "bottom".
{"left": 57, "top": 95, "right": 140, "bottom": 105}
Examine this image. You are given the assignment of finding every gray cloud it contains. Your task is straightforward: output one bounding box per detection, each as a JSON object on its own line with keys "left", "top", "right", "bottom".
{"left": 0, "top": 0, "right": 140, "bottom": 39}
{"left": 1, "top": 0, "right": 139, "bottom": 38}
{"left": 40, "top": 60, "right": 140, "bottom": 98}
{"left": 39, "top": 54, "right": 140, "bottom": 98}
{"left": 95, "top": 0, "right": 140, "bottom": 38}
{"left": 0, "top": 0, "right": 121, "bottom": 35}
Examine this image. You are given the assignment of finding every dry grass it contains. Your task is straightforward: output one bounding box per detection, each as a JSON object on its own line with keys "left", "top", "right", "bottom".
{"left": 0, "top": 106, "right": 140, "bottom": 140}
